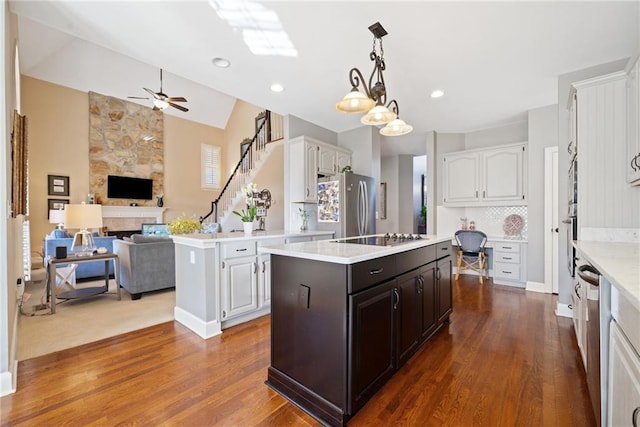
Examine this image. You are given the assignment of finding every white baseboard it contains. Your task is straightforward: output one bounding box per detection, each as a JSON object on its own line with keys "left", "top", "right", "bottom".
{"left": 555, "top": 302, "right": 573, "bottom": 318}
{"left": 526, "top": 280, "right": 551, "bottom": 293}
{"left": 221, "top": 306, "right": 270, "bottom": 329}
{"left": 0, "top": 365, "right": 16, "bottom": 397}
{"left": 174, "top": 306, "right": 222, "bottom": 339}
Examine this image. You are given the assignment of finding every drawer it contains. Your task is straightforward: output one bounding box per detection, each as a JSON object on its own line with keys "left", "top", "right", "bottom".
{"left": 494, "top": 252, "right": 521, "bottom": 264}
{"left": 396, "top": 245, "right": 436, "bottom": 273}
{"left": 435, "top": 241, "right": 452, "bottom": 259}
{"left": 222, "top": 240, "right": 257, "bottom": 259}
{"left": 611, "top": 285, "right": 640, "bottom": 355}
{"left": 349, "top": 255, "right": 397, "bottom": 294}
{"left": 493, "top": 262, "right": 521, "bottom": 280}
{"left": 493, "top": 242, "right": 520, "bottom": 253}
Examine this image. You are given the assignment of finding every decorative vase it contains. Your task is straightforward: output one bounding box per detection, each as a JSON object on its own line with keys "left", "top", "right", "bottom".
{"left": 157, "top": 196, "right": 164, "bottom": 207}
{"left": 300, "top": 217, "right": 308, "bottom": 231}
{"left": 243, "top": 221, "right": 253, "bottom": 234}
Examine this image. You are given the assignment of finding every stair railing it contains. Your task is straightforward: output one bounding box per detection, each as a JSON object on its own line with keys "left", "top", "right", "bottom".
{"left": 200, "top": 110, "right": 273, "bottom": 224}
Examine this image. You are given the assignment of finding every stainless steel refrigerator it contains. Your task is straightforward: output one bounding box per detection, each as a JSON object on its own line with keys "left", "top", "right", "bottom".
{"left": 317, "top": 172, "right": 376, "bottom": 238}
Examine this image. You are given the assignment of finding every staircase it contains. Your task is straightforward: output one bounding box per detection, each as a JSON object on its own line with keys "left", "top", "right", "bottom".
{"left": 200, "top": 111, "right": 283, "bottom": 226}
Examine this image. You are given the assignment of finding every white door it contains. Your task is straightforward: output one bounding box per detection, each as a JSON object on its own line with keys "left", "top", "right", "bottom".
{"left": 221, "top": 256, "right": 258, "bottom": 319}
{"left": 544, "top": 147, "right": 559, "bottom": 294}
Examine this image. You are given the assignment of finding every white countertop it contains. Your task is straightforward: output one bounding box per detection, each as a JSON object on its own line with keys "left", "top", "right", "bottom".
{"left": 573, "top": 240, "right": 640, "bottom": 310}
{"left": 171, "top": 229, "right": 334, "bottom": 248}
{"left": 258, "top": 234, "right": 453, "bottom": 264}
{"left": 451, "top": 236, "right": 528, "bottom": 246}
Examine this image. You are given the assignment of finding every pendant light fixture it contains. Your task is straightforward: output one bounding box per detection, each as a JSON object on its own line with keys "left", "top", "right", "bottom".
{"left": 335, "top": 22, "right": 412, "bottom": 136}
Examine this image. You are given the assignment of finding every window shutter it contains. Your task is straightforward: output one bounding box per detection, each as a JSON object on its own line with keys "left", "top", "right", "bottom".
{"left": 201, "top": 144, "right": 221, "bottom": 189}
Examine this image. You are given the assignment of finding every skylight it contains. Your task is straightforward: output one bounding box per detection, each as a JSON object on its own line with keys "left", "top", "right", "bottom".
{"left": 209, "top": 0, "right": 298, "bottom": 57}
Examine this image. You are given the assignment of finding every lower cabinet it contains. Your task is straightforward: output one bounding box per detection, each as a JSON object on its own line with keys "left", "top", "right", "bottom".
{"left": 437, "top": 256, "right": 453, "bottom": 323}
{"left": 491, "top": 242, "right": 527, "bottom": 287}
{"left": 220, "top": 255, "right": 258, "bottom": 320}
{"left": 608, "top": 320, "right": 640, "bottom": 427}
{"left": 349, "top": 279, "right": 397, "bottom": 414}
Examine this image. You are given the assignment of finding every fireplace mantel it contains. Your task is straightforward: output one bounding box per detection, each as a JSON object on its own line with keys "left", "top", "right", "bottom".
{"left": 101, "top": 206, "right": 165, "bottom": 223}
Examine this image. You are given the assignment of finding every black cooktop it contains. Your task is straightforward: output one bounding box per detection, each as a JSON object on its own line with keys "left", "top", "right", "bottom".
{"left": 336, "top": 233, "right": 423, "bottom": 247}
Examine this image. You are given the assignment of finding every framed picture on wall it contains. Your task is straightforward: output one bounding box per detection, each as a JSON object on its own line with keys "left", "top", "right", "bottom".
{"left": 47, "top": 199, "right": 68, "bottom": 217}
{"left": 48, "top": 174, "right": 69, "bottom": 197}
{"left": 255, "top": 111, "right": 271, "bottom": 143}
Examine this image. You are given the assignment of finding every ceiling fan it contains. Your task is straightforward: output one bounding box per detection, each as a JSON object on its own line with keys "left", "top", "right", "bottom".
{"left": 128, "top": 69, "right": 188, "bottom": 112}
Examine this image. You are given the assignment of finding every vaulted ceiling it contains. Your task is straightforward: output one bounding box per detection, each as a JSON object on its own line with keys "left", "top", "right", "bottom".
{"left": 10, "top": 1, "right": 639, "bottom": 156}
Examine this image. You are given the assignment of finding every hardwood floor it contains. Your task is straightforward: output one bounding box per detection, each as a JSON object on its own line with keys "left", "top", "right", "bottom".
{"left": 1, "top": 276, "right": 596, "bottom": 426}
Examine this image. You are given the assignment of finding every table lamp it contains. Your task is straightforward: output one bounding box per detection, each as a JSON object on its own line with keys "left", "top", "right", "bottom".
{"left": 64, "top": 203, "right": 103, "bottom": 256}
{"left": 49, "top": 209, "right": 65, "bottom": 230}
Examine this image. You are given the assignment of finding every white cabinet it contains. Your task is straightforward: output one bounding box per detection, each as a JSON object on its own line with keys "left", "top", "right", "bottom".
{"left": 442, "top": 142, "right": 527, "bottom": 207}
{"left": 290, "top": 136, "right": 352, "bottom": 202}
{"left": 492, "top": 242, "right": 527, "bottom": 287}
{"left": 571, "top": 274, "right": 588, "bottom": 367}
{"left": 608, "top": 320, "right": 640, "bottom": 427}
{"left": 626, "top": 57, "right": 640, "bottom": 185}
{"left": 256, "top": 237, "right": 285, "bottom": 307}
{"left": 318, "top": 143, "right": 352, "bottom": 175}
{"left": 289, "top": 137, "right": 319, "bottom": 203}
{"left": 220, "top": 240, "right": 258, "bottom": 320}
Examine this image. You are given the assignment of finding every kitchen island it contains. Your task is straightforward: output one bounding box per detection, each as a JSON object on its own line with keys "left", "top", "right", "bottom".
{"left": 171, "top": 230, "right": 334, "bottom": 338}
{"left": 258, "top": 234, "right": 454, "bottom": 426}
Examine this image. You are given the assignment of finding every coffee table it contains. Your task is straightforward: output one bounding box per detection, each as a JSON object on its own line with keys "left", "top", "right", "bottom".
{"left": 46, "top": 252, "right": 121, "bottom": 314}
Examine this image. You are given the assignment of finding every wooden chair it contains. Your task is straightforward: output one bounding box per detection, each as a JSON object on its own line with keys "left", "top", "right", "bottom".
{"left": 454, "top": 230, "right": 488, "bottom": 283}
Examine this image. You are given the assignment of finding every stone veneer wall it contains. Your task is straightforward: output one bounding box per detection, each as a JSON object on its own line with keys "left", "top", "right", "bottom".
{"left": 88, "top": 91, "right": 164, "bottom": 206}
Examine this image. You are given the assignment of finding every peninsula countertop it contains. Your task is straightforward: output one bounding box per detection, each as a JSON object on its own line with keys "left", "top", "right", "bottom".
{"left": 258, "top": 234, "right": 453, "bottom": 264}
{"left": 573, "top": 240, "right": 640, "bottom": 311}
{"left": 170, "top": 229, "right": 334, "bottom": 248}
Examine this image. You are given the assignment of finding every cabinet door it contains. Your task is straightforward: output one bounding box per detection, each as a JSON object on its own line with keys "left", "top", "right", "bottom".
{"left": 221, "top": 256, "right": 258, "bottom": 320}
{"left": 336, "top": 150, "right": 352, "bottom": 173}
{"left": 443, "top": 152, "right": 480, "bottom": 205}
{"left": 437, "top": 257, "right": 452, "bottom": 324}
{"left": 482, "top": 145, "right": 526, "bottom": 203}
{"left": 349, "top": 279, "right": 396, "bottom": 414}
{"left": 318, "top": 146, "right": 336, "bottom": 175}
{"left": 305, "top": 142, "right": 319, "bottom": 202}
{"left": 396, "top": 271, "right": 420, "bottom": 367}
{"left": 420, "top": 263, "right": 438, "bottom": 341}
{"left": 258, "top": 253, "right": 271, "bottom": 307}
{"left": 627, "top": 59, "right": 640, "bottom": 185}
{"left": 608, "top": 320, "right": 640, "bottom": 427}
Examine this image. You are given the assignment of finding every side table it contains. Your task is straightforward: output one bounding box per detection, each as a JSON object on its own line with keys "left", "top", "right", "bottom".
{"left": 46, "top": 252, "right": 121, "bottom": 314}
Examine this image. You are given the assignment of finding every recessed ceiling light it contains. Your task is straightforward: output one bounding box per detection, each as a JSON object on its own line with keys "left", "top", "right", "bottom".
{"left": 212, "top": 57, "right": 231, "bottom": 68}
{"left": 430, "top": 90, "right": 444, "bottom": 98}
{"left": 270, "top": 83, "right": 284, "bottom": 93}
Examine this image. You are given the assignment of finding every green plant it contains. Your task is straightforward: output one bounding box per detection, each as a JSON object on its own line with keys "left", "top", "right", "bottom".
{"left": 167, "top": 214, "right": 203, "bottom": 235}
{"left": 298, "top": 208, "right": 308, "bottom": 220}
{"left": 233, "top": 182, "right": 258, "bottom": 222}
{"left": 233, "top": 206, "right": 257, "bottom": 223}
{"left": 420, "top": 205, "right": 427, "bottom": 219}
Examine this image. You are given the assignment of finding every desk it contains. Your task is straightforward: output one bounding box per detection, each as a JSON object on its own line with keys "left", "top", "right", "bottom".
{"left": 46, "top": 252, "right": 121, "bottom": 314}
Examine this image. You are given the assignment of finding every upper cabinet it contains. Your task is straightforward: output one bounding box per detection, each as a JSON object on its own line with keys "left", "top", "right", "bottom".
{"left": 318, "top": 144, "right": 352, "bottom": 175}
{"left": 626, "top": 56, "right": 640, "bottom": 185}
{"left": 442, "top": 142, "right": 527, "bottom": 207}
{"left": 289, "top": 136, "right": 352, "bottom": 203}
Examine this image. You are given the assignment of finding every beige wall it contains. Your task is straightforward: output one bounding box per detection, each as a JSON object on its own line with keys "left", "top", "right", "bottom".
{"left": 21, "top": 77, "right": 287, "bottom": 244}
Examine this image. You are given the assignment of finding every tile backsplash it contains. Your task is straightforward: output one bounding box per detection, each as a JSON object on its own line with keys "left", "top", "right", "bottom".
{"left": 438, "top": 206, "right": 528, "bottom": 239}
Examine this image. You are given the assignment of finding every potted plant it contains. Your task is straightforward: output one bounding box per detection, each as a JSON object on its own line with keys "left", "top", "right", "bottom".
{"left": 233, "top": 182, "right": 258, "bottom": 234}
{"left": 167, "top": 214, "right": 203, "bottom": 235}
{"left": 298, "top": 208, "right": 309, "bottom": 231}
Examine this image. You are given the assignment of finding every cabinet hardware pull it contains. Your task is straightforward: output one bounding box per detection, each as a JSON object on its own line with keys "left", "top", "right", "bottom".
{"left": 222, "top": 261, "right": 225, "bottom": 269}
{"left": 370, "top": 268, "right": 384, "bottom": 275}
{"left": 436, "top": 268, "right": 441, "bottom": 280}
{"left": 483, "top": 190, "right": 486, "bottom": 198}
{"left": 502, "top": 246, "right": 512, "bottom": 249}
{"left": 501, "top": 271, "right": 512, "bottom": 274}
{"left": 306, "top": 188, "right": 310, "bottom": 197}
{"left": 632, "top": 154, "right": 638, "bottom": 172}
{"left": 632, "top": 406, "right": 640, "bottom": 427}
{"left": 503, "top": 257, "right": 512, "bottom": 260}
{"left": 236, "top": 248, "right": 247, "bottom": 252}
{"left": 253, "top": 262, "right": 256, "bottom": 274}
{"left": 262, "top": 262, "right": 265, "bottom": 273}
{"left": 393, "top": 288, "right": 399, "bottom": 310}
{"left": 441, "top": 247, "right": 448, "bottom": 251}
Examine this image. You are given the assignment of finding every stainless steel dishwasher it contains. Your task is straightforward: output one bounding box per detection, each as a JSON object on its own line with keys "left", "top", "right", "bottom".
{"left": 577, "top": 260, "right": 601, "bottom": 426}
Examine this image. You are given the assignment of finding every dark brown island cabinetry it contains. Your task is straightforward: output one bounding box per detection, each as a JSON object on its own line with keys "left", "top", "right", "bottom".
{"left": 267, "top": 241, "right": 452, "bottom": 426}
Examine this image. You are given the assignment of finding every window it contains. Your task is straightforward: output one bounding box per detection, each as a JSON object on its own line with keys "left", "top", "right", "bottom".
{"left": 201, "top": 144, "right": 221, "bottom": 189}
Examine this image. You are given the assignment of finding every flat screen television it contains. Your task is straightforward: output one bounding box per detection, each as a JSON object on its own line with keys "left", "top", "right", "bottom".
{"left": 107, "top": 175, "right": 153, "bottom": 200}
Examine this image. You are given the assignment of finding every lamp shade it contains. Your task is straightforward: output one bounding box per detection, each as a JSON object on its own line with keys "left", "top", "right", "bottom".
{"left": 64, "top": 204, "right": 103, "bottom": 230}
{"left": 335, "top": 89, "right": 375, "bottom": 113}
{"left": 360, "top": 104, "right": 396, "bottom": 126}
{"left": 49, "top": 209, "right": 66, "bottom": 226}
{"left": 380, "top": 118, "right": 413, "bottom": 136}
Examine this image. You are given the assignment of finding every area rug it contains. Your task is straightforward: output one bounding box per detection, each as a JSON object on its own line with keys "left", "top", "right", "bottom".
{"left": 17, "top": 278, "right": 175, "bottom": 360}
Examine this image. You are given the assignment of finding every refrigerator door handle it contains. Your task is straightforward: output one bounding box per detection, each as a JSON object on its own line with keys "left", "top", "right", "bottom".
{"left": 357, "top": 181, "right": 363, "bottom": 235}
{"left": 362, "top": 180, "right": 368, "bottom": 235}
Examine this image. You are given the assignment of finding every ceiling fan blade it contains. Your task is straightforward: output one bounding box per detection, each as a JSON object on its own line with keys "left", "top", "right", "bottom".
{"left": 127, "top": 96, "right": 149, "bottom": 100}
{"left": 168, "top": 102, "right": 189, "bottom": 112}
{"left": 166, "top": 96, "right": 187, "bottom": 102}
{"left": 144, "top": 88, "right": 160, "bottom": 98}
